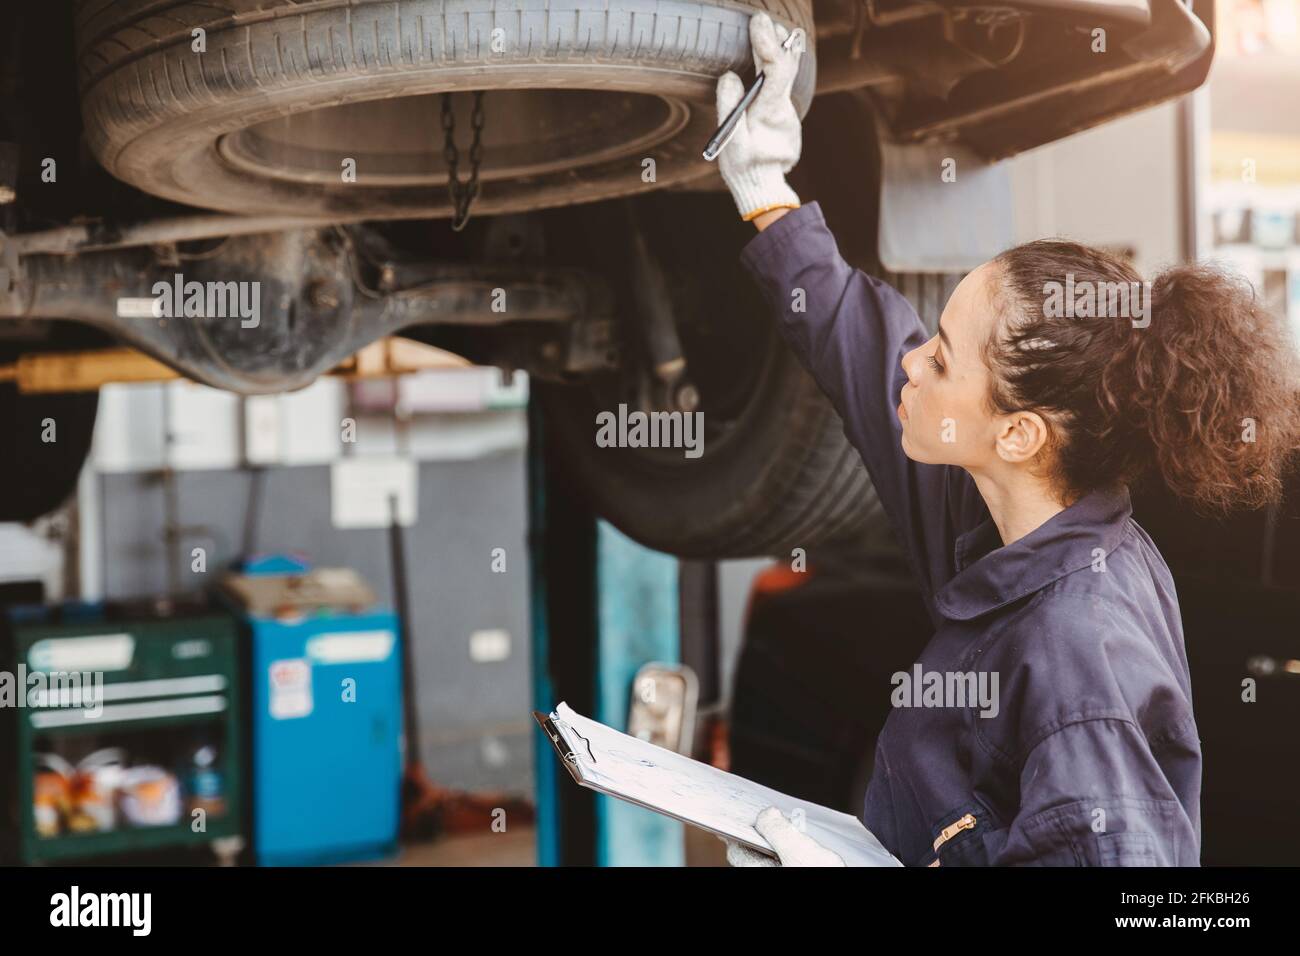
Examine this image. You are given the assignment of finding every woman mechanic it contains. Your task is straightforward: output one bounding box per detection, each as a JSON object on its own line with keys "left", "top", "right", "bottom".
{"left": 718, "top": 13, "right": 1300, "bottom": 866}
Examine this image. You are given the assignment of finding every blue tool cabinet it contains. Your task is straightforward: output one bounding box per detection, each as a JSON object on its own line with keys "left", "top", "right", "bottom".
{"left": 246, "top": 610, "right": 401, "bottom": 865}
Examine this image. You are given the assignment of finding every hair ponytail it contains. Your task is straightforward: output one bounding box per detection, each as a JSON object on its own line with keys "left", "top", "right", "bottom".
{"left": 1112, "top": 262, "right": 1300, "bottom": 514}
{"left": 988, "top": 241, "right": 1300, "bottom": 515}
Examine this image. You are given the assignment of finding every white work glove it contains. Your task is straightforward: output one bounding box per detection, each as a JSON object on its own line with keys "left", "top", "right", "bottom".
{"left": 715, "top": 12, "right": 804, "bottom": 221}
{"left": 721, "top": 806, "right": 847, "bottom": 867}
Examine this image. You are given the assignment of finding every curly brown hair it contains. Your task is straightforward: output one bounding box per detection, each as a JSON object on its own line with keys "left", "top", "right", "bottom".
{"left": 985, "top": 239, "right": 1300, "bottom": 515}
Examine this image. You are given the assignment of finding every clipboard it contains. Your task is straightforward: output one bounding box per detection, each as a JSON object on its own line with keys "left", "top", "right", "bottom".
{"left": 534, "top": 701, "right": 902, "bottom": 866}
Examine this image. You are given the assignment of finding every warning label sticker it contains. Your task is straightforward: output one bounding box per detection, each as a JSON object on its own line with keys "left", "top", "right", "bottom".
{"left": 269, "top": 658, "right": 313, "bottom": 719}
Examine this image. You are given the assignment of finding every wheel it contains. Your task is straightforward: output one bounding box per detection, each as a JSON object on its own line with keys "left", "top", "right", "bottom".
{"left": 0, "top": 326, "right": 107, "bottom": 523}
{"left": 533, "top": 91, "right": 957, "bottom": 561}
{"left": 535, "top": 188, "right": 887, "bottom": 559}
{"left": 74, "top": 0, "right": 817, "bottom": 220}
{"left": 0, "top": 384, "right": 97, "bottom": 522}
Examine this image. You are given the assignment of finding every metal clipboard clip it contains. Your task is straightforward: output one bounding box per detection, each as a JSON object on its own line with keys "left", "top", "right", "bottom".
{"left": 533, "top": 711, "right": 596, "bottom": 782}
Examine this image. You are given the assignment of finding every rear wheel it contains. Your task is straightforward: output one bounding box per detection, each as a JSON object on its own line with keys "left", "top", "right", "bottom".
{"left": 536, "top": 187, "right": 888, "bottom": 559}
{"left": 535, "top": 91, "right": 962, "bottom": 560}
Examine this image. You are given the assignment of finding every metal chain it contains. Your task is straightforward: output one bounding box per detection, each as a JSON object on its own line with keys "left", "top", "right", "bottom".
{"left": 442, "top": 91, "right": 486, "bottom": 232}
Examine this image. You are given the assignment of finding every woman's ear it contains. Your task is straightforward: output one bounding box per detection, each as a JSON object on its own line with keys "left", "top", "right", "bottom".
{"left": 993, "top": 410, "right": 1051, "bottom": 464}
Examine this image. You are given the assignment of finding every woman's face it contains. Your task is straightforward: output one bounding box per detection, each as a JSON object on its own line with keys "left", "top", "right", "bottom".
{"left": 897, "top": 262, "right": 1005, "bottom": 469}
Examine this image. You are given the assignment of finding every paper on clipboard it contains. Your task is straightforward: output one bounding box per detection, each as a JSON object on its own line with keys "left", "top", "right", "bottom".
{"left": 534, "top": 701, "right": 902, "bottom": 866}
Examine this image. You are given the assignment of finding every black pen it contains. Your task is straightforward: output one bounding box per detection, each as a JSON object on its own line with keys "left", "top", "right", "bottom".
{"left": 702, "top": 27, "right": 803, "bottom": 162}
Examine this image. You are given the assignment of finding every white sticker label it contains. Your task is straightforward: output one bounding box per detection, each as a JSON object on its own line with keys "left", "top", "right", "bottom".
{"left": 469, "top": 628, "right": 511, "bottom": 663}
{"left": 330, "top": 457, "right": 418, "bottom": 529}
{"left": 269, "top": 658, "right": 313, "bottom": 719}
{"left": 306, "top": 630, "right": 394, "bottom": 664}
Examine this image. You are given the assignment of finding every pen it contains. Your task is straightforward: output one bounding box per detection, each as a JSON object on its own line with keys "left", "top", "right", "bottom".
{"left": 702, "top": 27, "right": 803, "bottom": 163}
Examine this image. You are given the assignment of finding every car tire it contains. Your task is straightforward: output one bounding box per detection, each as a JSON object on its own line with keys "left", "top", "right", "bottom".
{"left": 74, "top": 0, "right": 816, "bottom": 220}
{"left": 533, "top": 186, "right": 890, "bottom": 559}
{"left": 533, "top": 90, "right": 961, "bottom": 560}
{"left": 0, "top": 383, "right": 97, "bottom": 522}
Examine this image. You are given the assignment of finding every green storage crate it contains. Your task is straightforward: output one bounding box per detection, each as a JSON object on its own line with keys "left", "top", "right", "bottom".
{"left": 2, "top": 601, "right": 244, "bottom": 864}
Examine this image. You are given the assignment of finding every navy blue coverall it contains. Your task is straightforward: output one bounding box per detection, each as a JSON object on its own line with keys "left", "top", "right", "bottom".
{"left": 739, "top": 201, "right": 1202, "bottom": 866}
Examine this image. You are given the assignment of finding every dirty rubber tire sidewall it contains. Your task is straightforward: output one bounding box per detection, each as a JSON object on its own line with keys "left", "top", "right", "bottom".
{"left": 537, "top": 341, "right": 884, "bottom": 560}
{"left": 0, "top": 386, "right": 98, "bottom": 523}
{"left": 74, "top": 0, "right": 817, "bottom": 220}
{"left": 533, "top": 188, "right": 886, "bottom": 562}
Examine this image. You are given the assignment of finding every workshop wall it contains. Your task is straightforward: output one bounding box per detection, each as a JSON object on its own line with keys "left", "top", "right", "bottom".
{"left": 95, "top": 455, "right": 533, "bottom": 795}
{"left": 81, "top": 368, "right": 535, "bottom": 798}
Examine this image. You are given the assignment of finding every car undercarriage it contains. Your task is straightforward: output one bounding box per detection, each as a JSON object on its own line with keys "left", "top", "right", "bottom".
{"left": 0, "top": 0, "right": 1215, "bottom": 553}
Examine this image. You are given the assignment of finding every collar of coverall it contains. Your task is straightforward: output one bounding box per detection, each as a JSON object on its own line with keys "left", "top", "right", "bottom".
{"left": 933, "top": 482, "right": 1134, "bottom": 622}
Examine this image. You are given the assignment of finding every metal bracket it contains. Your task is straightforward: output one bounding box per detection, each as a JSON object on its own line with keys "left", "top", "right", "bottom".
{"left": 0, "top": 228, "right": 26, "bottom": 315}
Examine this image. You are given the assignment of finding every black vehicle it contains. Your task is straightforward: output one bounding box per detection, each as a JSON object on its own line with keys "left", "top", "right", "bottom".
{"left": 0, "top": 0, "right": 1213, "bottom": 557}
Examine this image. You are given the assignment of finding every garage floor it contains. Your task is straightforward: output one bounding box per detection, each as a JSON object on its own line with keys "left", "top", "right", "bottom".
{"left": 371, "top": 824, "right": 730, "bottom": 866}
{"left": 381, "top": 827, "right": 537, "bottom": 866}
